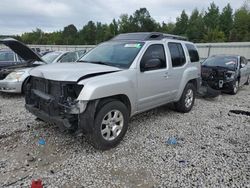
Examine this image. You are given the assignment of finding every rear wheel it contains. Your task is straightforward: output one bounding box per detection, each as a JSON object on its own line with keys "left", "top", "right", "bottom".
{"left": 88, "top": 100, "right": 129, "bottom": 150}
{"left": 174, "top": 83, "right": 196, "bottom": 113}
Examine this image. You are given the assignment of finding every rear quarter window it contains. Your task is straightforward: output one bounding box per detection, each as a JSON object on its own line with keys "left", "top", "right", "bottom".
{"left": 185, "top": 44, "right": 199, "bottom": 62}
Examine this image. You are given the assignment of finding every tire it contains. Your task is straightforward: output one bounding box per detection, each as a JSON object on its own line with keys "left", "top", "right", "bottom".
{"left": 174, "top": 83, "right": 196, "bottom": 113}
{"left": 245, "top": 76, "right": 249, "bottom": 85}
{"left": 88, "top": 100, "right": 129, "bottom": 150}
{"left": 231, "top": 80, "right": 239, "bottom": 95}
{"left": 21, "top": 78, "right": 29, "bottom": 94}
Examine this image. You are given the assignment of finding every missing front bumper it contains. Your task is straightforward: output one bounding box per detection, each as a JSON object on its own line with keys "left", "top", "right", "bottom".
{"left": 25, "top": 104, "right": 73, "bottom": 129}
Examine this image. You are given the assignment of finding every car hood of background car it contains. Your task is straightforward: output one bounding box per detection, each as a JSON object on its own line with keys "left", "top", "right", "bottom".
{"left": 0, "top": 38, "right": 44, "bottom": 62}
{"left": 29, "top": 63, "right": 122, "bottom": 82}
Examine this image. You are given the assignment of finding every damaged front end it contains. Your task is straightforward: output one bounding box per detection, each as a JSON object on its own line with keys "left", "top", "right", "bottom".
{"left": 25, "top": 76, "right": 86, "bottom": 130}
{"left": 200, "top": 67, "right": 236, "bottom": 97}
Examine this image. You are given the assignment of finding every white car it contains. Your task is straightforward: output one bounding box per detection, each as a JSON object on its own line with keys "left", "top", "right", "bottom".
{"left": 0, "top": 38, "right": 86, "bottom": 93}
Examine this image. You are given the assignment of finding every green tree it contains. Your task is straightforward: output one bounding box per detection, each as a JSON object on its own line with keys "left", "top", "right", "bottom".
{"left": 132, "top": 8, "right": 158, "bottom": 31}
{"left": 79, "top": 21, "right": 96, "bottom": 44}
{"left": 62, "top": 24, "right": 78, "bottom": 44}
{"left": 186, "top": 9, "right": 205, "bottom": 42}
{"left": 118, "top": 14, "right": 133, "bottom": 33}
{"left": 21, "top": 28, "right": 44, "bottom": 44}
{"left": 174, "top": 10, "right": 189, "bottom": 35}
{"left": 231, "top": 5, "right": 250, "bottom": 41}
{"left": 109, "top": 19, "right": 118, "bottom": 36}
{"left": 204, "top": 2, "right": 220, "bottom": 30}
{"left": 161, "top": 22, "right": 175, "bottom": 34}
{"left": 203, "top": 28, "right": 226, "bottom": 42}
{"left": 219, "top": 4, "right": 233, "bottom": 40}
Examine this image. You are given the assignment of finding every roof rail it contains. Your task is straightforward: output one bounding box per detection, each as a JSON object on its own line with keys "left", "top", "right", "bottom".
{"left": 162, "top": 34, "right": 187, "bottom": 41}
{"left": 111, "top": 32, "right": 187, "bottom": 41}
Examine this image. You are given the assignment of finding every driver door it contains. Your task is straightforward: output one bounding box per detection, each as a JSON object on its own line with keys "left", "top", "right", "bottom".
{"left": 137, "top": 44, "right": 171, "bottom": 112}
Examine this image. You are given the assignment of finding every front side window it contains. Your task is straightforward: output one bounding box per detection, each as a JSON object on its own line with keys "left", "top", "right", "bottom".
{"left": 240, "top": 57, "right": 248, "bottom": 66}
{"left": 168, "top": 43, "right": 186, "bottom": 67}
{"left": 60, "top": 52, "right": 78, "bottom": 62}
{"left": 79, "top": 41, "right": 144, "bottom": 68}
{"left": 77, "top": 50, "right": 86, "bottom": 59}
{"left": 0, "top": 51, "right": 14, "bottom": 61}
{"left": 42, "top": 52, "right": 63, "bottom": 63}
{"left": 185, "top": 44, "right": 199, "bottom": 62}
{"left": 140, "top": 44, "right": 166, "bottom": 71}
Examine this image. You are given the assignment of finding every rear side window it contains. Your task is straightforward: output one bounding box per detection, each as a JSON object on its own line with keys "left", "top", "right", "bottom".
{"left": 168, "top": 43, "right": 186, "bottom": 67}
{"left": 185, "top": 44, "right": 199, "bottom": 62}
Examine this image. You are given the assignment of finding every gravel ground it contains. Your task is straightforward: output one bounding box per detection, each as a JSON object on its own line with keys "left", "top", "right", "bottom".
{"left": 0, "top": 86, "right": 249, "bottom": 188}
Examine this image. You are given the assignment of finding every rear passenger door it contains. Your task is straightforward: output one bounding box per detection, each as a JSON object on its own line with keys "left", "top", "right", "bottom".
{"left": 166, "top": 42, "right": 187, "bottom": 99}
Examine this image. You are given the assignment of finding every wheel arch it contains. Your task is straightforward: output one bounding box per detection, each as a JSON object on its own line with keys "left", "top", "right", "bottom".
{"left": 96, "top": 94, "right": 132, "bottom": 117}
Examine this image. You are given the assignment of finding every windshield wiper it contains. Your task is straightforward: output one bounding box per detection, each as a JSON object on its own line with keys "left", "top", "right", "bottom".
{"left": 78, "top": 60, "right": 112, "bottom": 66}
{"left": 77, "top": 60, "right": 88, "bottom": 63}
{"left": 89, "top": 61, "right": 111, "bottom": 66}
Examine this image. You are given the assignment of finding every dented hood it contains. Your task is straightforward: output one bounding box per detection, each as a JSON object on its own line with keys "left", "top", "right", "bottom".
{"left": 0, "top": 38, "right": 44, "bottom": 62}
{"left": 29, "top": 62, "right": 122, "bottom": 82}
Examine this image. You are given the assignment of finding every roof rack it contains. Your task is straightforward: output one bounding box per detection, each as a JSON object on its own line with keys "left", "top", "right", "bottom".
{"left": 111, "top": 32, "right": 187, "bottom": 41}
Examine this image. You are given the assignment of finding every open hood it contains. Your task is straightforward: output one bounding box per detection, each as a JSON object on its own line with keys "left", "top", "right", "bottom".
{"left": 0, "top": 38, "right": 44, "bottom": 62}
{"left": 29, "top": 63, "right": 122, "bottom": 82}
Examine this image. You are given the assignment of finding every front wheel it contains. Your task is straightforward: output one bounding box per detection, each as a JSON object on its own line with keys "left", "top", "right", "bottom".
{"left": 245, "top": 76, "right": 249, "bottom": 85}
{"left": 88, "top": 100, "right": 129, "bottom": 150}
{"left": 231, "top": 80, "right": 239, "bottom": 95}
{"left": 174, "top": 83, "right": 196, "bottom": 113}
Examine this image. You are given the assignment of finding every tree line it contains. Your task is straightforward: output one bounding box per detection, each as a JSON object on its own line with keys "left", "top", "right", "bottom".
{"left": 8, "top": 1, "right": 250, "bottom": 44}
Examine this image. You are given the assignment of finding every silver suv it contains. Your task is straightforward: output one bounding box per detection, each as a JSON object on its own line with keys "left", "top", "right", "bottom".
{"left": 25, "top": 32, "right": 201, "bottom": 150}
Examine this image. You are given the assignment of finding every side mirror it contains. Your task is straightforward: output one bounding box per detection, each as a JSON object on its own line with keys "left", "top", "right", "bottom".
{"left": 240, "top": 64, "right": 246, "bottom": 69}
{"left": 141, "top": 58, "right": 162, "bottom": 72}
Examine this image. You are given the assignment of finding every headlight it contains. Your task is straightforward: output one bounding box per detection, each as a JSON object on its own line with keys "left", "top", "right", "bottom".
{"left": 5, "top": 71, "right": 25, "bottom": 81}
{"left": 225, "top": 71, "right": 235, "bottom": 80}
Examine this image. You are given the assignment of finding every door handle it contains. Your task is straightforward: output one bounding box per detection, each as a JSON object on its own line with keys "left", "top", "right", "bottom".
{"left": 164, "top": 72, "right": 169, "bottom": 78}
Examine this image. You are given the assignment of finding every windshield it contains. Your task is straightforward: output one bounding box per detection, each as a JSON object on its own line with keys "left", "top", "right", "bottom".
{"left": 42, "top": 51, "right": 62, "bottom": 63}
{"left": 79, "top": 41, "right": 144, "bottom": 68}
{"left": 202, "top": 56, "right": 238, "bottom": 70}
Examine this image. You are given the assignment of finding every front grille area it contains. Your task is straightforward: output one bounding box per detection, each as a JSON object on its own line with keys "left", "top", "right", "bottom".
{"left": 32, "top": 77, "right": 62, "bottom": 98}
{"left": 201, "top": 67, "right": 225, "bottom": 81}
{"left": 26, "top": 76, "right": 83, "bottom": 116}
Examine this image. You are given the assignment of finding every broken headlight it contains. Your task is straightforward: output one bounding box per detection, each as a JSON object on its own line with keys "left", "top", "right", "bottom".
{"left": 225, "top": 71, "right": 235, "bottom": 80}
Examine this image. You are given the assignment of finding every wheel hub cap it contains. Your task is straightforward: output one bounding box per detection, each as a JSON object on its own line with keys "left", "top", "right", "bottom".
{"left": 101, "top": 110, "right": 124, "bottom": 141}
{"left": 185, "top": 89, "right": 194, "bottom": 108}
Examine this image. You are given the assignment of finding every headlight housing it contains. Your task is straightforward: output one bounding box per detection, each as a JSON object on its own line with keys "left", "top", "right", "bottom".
{"left": 5, "top": 71, "right": 25, "bottom": 81}
{"left": 225, "top": 71, "right": 235, "bottom": 80}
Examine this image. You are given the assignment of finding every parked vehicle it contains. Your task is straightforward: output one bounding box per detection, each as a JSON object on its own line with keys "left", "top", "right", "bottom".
{"left": 0, "top": 39, "right": 44, "bottom": 93}
{"left": 201, "top": 55, "right": 250, "bottom": 94}
{"left": 0, "top": 50, "right": 25, "bottom": 69}
{"left": 25, "top": 32, "right": 201, "bottom": 150}
{"left": 0, "top": 38, "right": 86, "bottom": 93}
{"left": 42, "top": 50, "right": 86, "bottom": 63}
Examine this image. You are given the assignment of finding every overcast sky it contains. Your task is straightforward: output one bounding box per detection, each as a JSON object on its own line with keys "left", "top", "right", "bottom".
{"left": 0, "top": 0, "right": 244, "bottom": 35}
